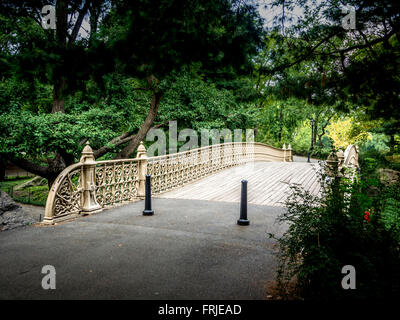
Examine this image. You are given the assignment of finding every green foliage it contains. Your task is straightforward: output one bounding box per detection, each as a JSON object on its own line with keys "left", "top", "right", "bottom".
{"left": 105, "top": 0, "right": 263, "bottom": 80}
{"left": 358, "top": 134, "right": 392, "bottom": 171}
{"left": 271, "top": 166, "right": 400, "bottom": 300}
{"left": 290, "top": 123, "right": 311, "bottom": 155}
{"left": 0, "top": 108, "right": 125, "bottom": 160}
{"left": 0, "top": 0, "right": 264, "bottom": 174}
{"left": 262, "top": 0, "right": 400, "bottom": 136}
{"left": 159, "top": 69, "right": 257, "bottom": 132}
{"left": 257, "top": 98, "right": 308, "bottom": 147}
{"left": 0, "top": 177, "right": 48, "bottom": 206}
{"left": 311, "top": 142, "right": 332, "bottom": 159}
{"left": 381, "top": 198, "right": 400, "bottom": 243}
{"left": 0, "top": 177, "right": 31, "bottom": 190}
{"left": 0, "top": 77, "right": 52, "bottom": 114}
{"left": 0, "top": 66, "right": 258, "bottom": 162}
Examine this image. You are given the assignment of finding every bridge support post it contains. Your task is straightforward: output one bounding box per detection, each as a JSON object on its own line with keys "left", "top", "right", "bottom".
{"left": 337, "top": 149, "right": 344, "bottom": 171}
{"left": 137, "top": 141, "right": 148, "bottom": 200}
{"left": 237, "top": 180, "right": 249, "bottom": 226}
{"left": 80, "top": 142, "right": 101, "bottom": 214}
{"left": 326, "top": 148, "right": 339, "bottom": 177}
{"left": 288, "top": 144, "right": 293, "bottom": 162}
{"left": 283, "top": 144, "right": 287, "bottom": 162}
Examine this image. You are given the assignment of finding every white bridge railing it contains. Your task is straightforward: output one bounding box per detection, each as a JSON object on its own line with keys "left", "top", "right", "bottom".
{"left": 43, "top": 141, "right": 293, "bottom": 224}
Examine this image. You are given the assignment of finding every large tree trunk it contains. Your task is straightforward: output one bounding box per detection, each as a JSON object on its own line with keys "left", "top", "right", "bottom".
{"left": 52, "top": 77, "right": 66, "bottom": 113}
{"left": 51, "top": 0, "right": 68, "bottom": 113}
{"left": 0, "top": 155, "right": 6, "bottom": 181}
{"left": 313, "top": 122, "right": 318, "bottom": 146}
{"left": 6, "top": 1, "right": 96, "bottom": 189}
{"left": 46, "top": 153, "right": 69, "bottom": 188}
{"left": 10, "top": 152, "right": 72, "bottom": 189}
{"left": 115, "top": 91, "right": 163, "bottom": 159}
{"left": 318, "top": 133, "right": 323, "bottom": 147}
{"left": 317, "top": 114, "right": 333, "bottom": 147}
{"left": 89, "top": 1, "right": 101, "bottom": 47}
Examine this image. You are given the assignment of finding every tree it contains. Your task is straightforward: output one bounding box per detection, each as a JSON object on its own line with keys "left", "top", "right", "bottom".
{"left": 0, "top": 0, "right": 263, "bottom": 185}
{"left": 261, "top": 0, "right": 400, "bottom": 132}
{"left": 253, "top": 44, "right": 337, "bottom": 150}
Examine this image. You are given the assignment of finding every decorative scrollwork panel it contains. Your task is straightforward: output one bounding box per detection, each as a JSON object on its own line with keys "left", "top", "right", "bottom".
{"left": 95, "top": 161, "right": 139, "bottom": 207}
{"left": 53, "top": 167, "right": 82, "bottom": 217}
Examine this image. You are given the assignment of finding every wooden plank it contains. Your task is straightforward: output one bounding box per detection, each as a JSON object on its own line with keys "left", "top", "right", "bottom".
{"left": 259, "top": 164, "right": 311, "bottom": 205}
{"left": 157, "top": 161, "right": 320, "bottom": 207}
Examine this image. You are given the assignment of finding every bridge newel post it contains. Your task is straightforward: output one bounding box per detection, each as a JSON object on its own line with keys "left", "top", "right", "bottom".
{"left": 288, "top": 144, "right": 293, "bottom": 162}
{"left": 337, "top": 149, "right": 344, "bottom": 170}
{"left": 137, "top": 141, "right": 148, "bottom": 200}
{"left": 326, "top": 148, "right": 339, "bottom": 177}
{"left": 283, "top": 143, "right": 287, "bottom": 162}
{"left": 80, "top": 141, "right": 101, "bottom": 214}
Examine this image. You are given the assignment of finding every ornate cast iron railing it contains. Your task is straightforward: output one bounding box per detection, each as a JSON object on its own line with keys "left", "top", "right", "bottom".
{"left": 43, "top": 141, "right": 293, "bottom": 224}
{"left": 95, "top": 160, "right": 140, "bottom": 207}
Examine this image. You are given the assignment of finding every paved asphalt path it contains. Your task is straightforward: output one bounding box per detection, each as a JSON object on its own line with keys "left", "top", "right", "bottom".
{"left": 20, "top": 204, "right": 45, "bottom": 222}
{"left": 0, "top": 198, "right": 287, "bottom": 300}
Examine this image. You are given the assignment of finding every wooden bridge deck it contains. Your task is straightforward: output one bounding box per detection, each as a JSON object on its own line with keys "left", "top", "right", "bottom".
{"left": 156, "top": 161, "right": 321, "bottom": 207}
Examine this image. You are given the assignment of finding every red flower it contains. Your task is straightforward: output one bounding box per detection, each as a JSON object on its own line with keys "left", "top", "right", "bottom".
{"left": 364, "top": 210, "right": 371, "bottom": 222}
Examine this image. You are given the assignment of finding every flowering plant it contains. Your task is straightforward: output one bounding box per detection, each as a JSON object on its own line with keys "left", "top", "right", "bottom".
{"left": 363, "top": 209, "right": 374, "bottom": 222}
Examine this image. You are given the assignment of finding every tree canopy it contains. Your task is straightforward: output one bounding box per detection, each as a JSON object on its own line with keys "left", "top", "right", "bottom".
{"left": 0, "top": 0, "right": 263, "bottom": 184}
{"left": 1, "top": 0, "right": 399, "bottom": 184}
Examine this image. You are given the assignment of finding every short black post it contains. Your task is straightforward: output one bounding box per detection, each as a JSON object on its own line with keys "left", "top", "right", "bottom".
{"left": 237, "top": 180, "right": 249, "bottom": 226}
{"left": 143, "top": 174, "right": 154, "bottom": 216}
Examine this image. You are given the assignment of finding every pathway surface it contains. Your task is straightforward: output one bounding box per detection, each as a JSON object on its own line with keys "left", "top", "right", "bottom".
{"left": 158, "top": 161, "right": 321, "bottom": 206}
{"left": 20, "top": 203, "right": 45, "bottom": 222}
{"left": 0, "top": 198, "right": 287, "bottom": 300}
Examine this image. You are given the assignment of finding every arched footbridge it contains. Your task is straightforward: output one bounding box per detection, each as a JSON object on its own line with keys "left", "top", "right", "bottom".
{"left": 42, "top": 142, "right": 359, "bottom": 224}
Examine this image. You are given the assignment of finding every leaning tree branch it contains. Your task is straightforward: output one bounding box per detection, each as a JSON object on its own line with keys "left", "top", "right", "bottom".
{"left": 261, "top": 17, "right": 398, "bottom": 76}
{"left": 330, "top": 28, "right": 397, "bottom": 55}
{"left": 93, "top": 119, "right": 172, "bottom": 159}
{"left": 9, "top": 157, "right": 49, "bottom": 178}
{"left": 114, "top": 90, "right": 163, "bottom": 159}
{"left": 69, "top": 0, "right": 91, "bottom": 45}
{"left": 260, "top": 31, "right": 341, "bottom": 75}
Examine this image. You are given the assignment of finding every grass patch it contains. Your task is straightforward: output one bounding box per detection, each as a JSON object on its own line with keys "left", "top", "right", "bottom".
{"left": 0, "top": 177, "right": 32, "bottom": 189}
{"left": 0, "top": 176, "right": 48, "bottom": 206}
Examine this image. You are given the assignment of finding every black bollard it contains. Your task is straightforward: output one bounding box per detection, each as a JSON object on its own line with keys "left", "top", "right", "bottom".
{"left": 237, "top": 179, "right": 249, "bottom": 225}
{"left": 143, "top": 174, "right": 154, "bottom": 216}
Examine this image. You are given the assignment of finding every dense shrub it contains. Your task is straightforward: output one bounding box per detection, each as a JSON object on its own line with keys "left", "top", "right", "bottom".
{"left": 271, "top": 164, "right": 400, "bottom": 300}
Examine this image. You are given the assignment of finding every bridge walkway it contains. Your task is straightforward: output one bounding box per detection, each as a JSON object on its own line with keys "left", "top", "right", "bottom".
{"left": 157, "top": 159, "right": 321, "bottom": 207}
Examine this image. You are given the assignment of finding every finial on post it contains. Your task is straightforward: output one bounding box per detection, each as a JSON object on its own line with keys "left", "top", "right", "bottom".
{"left": 137, "top": 141, "right": 147, "bottom": 159}
{"left": 326, "top": 147, "right": 339, "bottom": 177}
{"left": 337, "top": 149, "right": 344, "bottom": 169}
{"left": 80, "top": 141, "right": 95, "bottom": 164}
